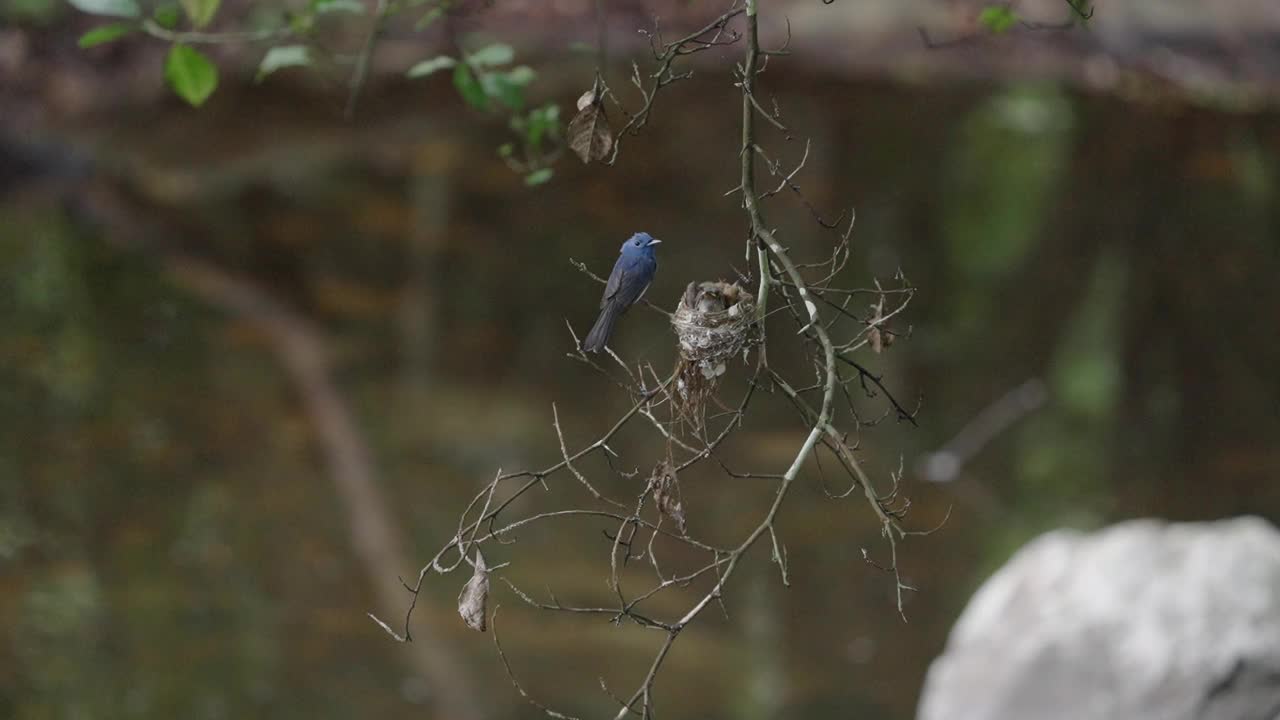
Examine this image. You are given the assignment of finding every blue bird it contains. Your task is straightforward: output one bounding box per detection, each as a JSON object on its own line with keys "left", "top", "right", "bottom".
{"left": 582, "top": 232, "right": 662, "bottom": 352}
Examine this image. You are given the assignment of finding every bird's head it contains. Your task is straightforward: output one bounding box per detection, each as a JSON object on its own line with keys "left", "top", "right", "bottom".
{"left": 621, "top": 232, "right": 662, "bottom": 256}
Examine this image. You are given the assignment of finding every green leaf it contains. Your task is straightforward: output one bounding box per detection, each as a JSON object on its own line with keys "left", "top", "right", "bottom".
{"left": 180, "top": 0, "right": 219, "bottom": 28}
{"left": 67, "top": 0, "right": 140, "bottom": 18}
{"left": 526, "top": 103, "right": 560, "bottom": 152}
{"left": 467, "top": 43, "right": 513, "bottom": 68}
{"left": 406, "top": 56, "right": 456, "bottom": 78}
{"left": 480, "top": 72, "right": 524, "bottom": 111}
{"left": 524, "top": 169, "right": 553, "bottom": 186}
{"left": 979, "top": 5, "right": 1018, "bottom": 33}
{"left": 165, "top": 44, "right": 218, "bottom": 107}
{"left": 497, "top": 143, "right": 514, "bottom": 158}
{"left": 414, "top": 6, "right": 444, "bottom": 30}
{"left": 1066, "top": 0, "right": 1092, "bottom": 22}
{"left": 452, "top": 63, "right": 488, "bottom": 111}
{"left": 78, "top": 22, "right": 135, "bottom": 47}
{"left": 287, "top": 11, "right": 315, "bottom": 33}
{"left": 256, "top": 45, "right": 311, "bottom": 82}
{"left": 153, "top": 3, "right": 180, "bottom": 29}
{"left": 504, "top": 65, "right": 535, "bottom": 87}
{"left": 311, "top": 0, "right": 364, "bottom": 13}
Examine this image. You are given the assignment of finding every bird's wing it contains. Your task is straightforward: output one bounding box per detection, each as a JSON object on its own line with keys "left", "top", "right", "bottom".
{"left": 613, "top": 258, "right": 655, "bottom": 307}
{"left": 600, "top": 265, "right": 628, "bottom": 308}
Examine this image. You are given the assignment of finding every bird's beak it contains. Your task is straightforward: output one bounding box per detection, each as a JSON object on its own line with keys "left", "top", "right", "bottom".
{"left": 647, "top": 238, "right": 663, "bottom": 246}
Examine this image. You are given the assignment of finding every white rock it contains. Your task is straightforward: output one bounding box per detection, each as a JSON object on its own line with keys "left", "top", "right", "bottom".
{"left": 918, "top": 517, "right": 1280, "bottom": 720}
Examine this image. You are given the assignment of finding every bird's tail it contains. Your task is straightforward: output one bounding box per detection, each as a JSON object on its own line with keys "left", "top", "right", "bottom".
{"left": 582, "top": 303, "right": 622, "bottom": 353}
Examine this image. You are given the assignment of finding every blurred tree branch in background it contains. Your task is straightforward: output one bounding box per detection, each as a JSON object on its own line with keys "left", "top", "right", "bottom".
{"left": 54, "top": 0, "right": 1280, "bottom": 185}
{"left": 163, "top": 257, "right": 484, "bottom": 718}
{"left": 66, "top": 182, "right": 488, "bottom": 718}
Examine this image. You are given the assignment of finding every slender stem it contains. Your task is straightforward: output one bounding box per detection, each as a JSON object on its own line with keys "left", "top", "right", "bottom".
{"left": 756, "top": 239, "right": 771, "bottom": 319}
{"left": 743, "top": 0, "right": 770, "bottom": 321}
{"left": 594, "top": 0, "right": 608, "bottom": 72}
{"left": 346, "top": 0, "right": 392, "bottom": 119}
{"left": 610, "top": 3, "right": 845, "bottom": 714}
{"left": 141, "top": 18, "right": 288, "bottom": 44}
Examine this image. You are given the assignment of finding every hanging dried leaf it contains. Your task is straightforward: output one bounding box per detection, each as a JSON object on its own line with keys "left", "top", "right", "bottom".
{"left": 567, "top": 89, "right": 613, "bottom": 164}
{"left": 868, "top": 299, "right": 886, "bottom": 354}
{"left": 649, "top": 460, "right": 686, "bottom": 534}
{"left": 457, "top": 549, "right": 489, "bottom": 632}
{"left": 869, "top": 325, "right": 883, "bottom": 354}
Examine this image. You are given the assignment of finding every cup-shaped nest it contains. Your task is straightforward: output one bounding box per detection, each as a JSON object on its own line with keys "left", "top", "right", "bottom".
{"left": 671, "top": 281, "right": 757, "bottom": 424}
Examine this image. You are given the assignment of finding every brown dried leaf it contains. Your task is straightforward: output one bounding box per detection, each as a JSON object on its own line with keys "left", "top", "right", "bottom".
{"left": 567, "top": 91, "right": 613, "bottom": 164}
{"left": 868, "top": 299, "right": 885, "bottom": 354}
{"left": 457, "top": 549, "right": 489, "bottom": 632}
{"left": 649, "top": 460, "right": 686, "bottom": 534}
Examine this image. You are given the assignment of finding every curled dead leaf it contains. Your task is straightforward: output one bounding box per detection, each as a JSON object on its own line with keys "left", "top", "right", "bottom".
{"left": 868, "top": 299, "right": 889, "bottom": 354}
{"left": 649, "top": 459, "right": 686, "bottom": 534}
{"left": 567, "top": 90, "right": 613, "bottom": 164}
{"left": 457, "top": 549, "right": 489, "bottom": 632}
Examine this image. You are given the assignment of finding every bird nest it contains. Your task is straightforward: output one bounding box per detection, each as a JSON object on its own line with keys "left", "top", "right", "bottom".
{"left": 671, "top": 281, "right": 757, "bottom": 426}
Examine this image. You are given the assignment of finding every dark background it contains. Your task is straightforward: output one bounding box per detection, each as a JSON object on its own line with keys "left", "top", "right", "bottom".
{"left": 3, "top": 1, "right": 1279, "bottom": 718}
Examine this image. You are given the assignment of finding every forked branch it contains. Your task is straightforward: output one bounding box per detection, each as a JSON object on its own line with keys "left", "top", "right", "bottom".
{"left": 375, "top": 2, "right": 929, "bottom": 716}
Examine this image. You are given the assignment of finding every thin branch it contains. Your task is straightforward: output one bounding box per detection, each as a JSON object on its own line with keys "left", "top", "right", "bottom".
{"left": 835, "top": 355, "right": 920, "bottom": 427}
{"left": 553, "top": 403, "right": 629, "bottom": 509}
{"left": 140, "top": 18, "right": 288, "bottom": 44}
{"left": 346, "top": 0, "right": 393, "bottom": 119}
{"left": 492, "top": 607, "right": 583, "bottom": 720}
{"left": 354, "top": 0, "right": 929, "bottom": 709}
{"left": 609, "top": 1, "right": 847, "bottom": 711}
{"left": 602, "top": 6, "right": 746, "bottom": 164}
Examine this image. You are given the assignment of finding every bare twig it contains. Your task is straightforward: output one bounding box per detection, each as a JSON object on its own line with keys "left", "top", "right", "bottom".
{"left": 492, "top": 607, "right": 584, "bottom": 720}
{"left": 376, "top": 0, "right": 926, "bottom": 712}
{"left": 601, "top": 6, "right": 747, "bottom": 164}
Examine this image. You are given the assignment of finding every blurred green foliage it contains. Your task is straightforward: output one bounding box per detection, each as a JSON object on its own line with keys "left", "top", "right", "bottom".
{"left": 944, "top": 84, "right": 1071, "bottom": 278}
{"left": 978, "top": 6, "right": 1017, "bottom": 34}
{"left": 940, "top": 83, "right": 1073, "bottom": 347}
{"left": 4, "top": 0, "right": 61, "bottom": 22}
{"left": 62, "top": 0, "right": 564, "bottom": 184}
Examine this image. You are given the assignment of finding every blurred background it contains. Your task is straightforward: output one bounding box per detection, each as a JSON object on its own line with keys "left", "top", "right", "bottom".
{"left": 2, "top": 0, "right": 1279, "bottom": 718}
